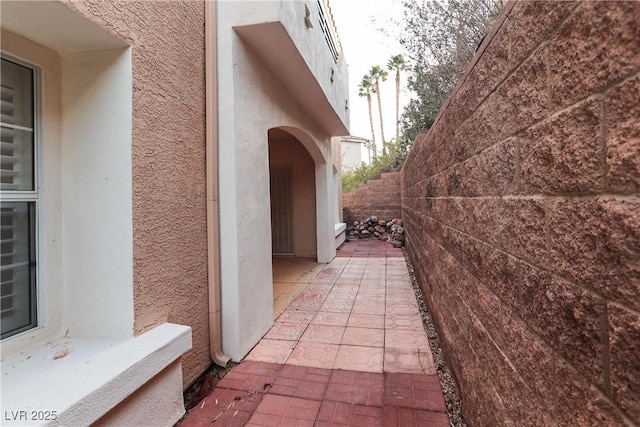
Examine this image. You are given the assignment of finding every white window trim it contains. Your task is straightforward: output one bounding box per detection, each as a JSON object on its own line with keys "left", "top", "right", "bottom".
{"left": 0, "top": 38, "right": 63, "bottom": 351}
{"left": 1, "top": 323, "right": 191, "bottom": 426}
{"left": 1, "top": 28, "right": 137, "bottom": 350}
{"left": 0, "top": 53, "right": 44, "bottom": 340}
{"left": 0, "top": 2, "right": 192, "bottom": 424}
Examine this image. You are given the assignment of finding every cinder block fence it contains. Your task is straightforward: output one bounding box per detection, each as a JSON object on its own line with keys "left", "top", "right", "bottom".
{"left": 400, "top": 1, "right": 639, "bottom": 425}
{"left": 343, "top": 172, "right": 402, "bottom": 224}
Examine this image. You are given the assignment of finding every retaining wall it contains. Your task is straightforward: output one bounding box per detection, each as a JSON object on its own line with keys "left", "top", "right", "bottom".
{"left": 401, "top": 1, "right": 640, "bottom": 425}
{"left": 343, "top": 172, "right": 402, "bottom": 223}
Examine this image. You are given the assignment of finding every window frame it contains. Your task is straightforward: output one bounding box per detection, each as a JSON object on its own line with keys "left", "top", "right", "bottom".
{"left": 1, "top": 53, "right": 43, "bottom": 340}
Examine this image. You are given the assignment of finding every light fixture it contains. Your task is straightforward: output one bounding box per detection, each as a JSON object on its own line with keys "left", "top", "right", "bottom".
{"left": 304, "top": 5, "right": 313, "bottom": 28}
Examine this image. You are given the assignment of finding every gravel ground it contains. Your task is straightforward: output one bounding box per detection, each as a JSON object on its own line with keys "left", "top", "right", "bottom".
{"left": 403, "top": 247, "right": 467, "bottom": 427}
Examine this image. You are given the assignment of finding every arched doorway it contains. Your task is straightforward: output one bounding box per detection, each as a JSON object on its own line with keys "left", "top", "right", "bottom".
{"left": 268, "top": 128, "right": 318, "bottom": 257}
{"left": 268, "top": 128, "right": 324, "bottom": 317}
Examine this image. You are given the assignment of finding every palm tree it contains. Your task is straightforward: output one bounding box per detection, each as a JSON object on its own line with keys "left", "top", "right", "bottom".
{"left": 369, "top": 65, "right": 388, "bottom": 155}
{"left": 387, "top": 54, "right": 409, "bottom": 144}
{"left": 358, "top": 75, "right": 377, "bottom": 158}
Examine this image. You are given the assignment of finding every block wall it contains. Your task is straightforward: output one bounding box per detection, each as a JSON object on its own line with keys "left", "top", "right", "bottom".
{"left": 343, "top": 172, "right": 402, "bottom": 223}
{"left": 401, "top": 1, "right": 639, "bottom": 425}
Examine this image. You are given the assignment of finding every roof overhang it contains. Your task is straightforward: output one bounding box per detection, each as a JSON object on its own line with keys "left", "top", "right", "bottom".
{"left": 234, "top": 22, "right": 348, "bottom": 136}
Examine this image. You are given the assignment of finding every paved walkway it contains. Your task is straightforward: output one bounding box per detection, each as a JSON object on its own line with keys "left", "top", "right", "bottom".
{"left": 179, "top": 240, "right": 448, "bottom": 426}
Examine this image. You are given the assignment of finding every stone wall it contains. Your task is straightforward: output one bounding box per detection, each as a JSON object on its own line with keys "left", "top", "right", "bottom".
{"left": 401, "top": 2, "right": 639, "bottom": 425}
{"left": 343, "top": 172, "right": 402, "bottom": 224}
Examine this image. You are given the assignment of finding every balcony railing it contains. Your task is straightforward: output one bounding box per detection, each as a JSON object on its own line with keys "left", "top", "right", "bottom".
{"left": 317, "top": 0, "right": 342, "bottom": 63}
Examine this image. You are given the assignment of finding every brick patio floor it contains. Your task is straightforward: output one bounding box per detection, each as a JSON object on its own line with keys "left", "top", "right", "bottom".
{"left": 179, "top": 240, "right": 448, "bottom": 426}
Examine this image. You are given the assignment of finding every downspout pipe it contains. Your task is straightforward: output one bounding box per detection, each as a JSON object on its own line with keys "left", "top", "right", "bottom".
{"left": 206, "top": 0, "right": 231, "bottom": 367}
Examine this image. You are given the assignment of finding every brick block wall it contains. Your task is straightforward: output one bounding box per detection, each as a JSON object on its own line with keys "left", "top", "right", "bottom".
{"left": 343, "top": 172, "right": 402, "bottom": 223}
{"left": 401, "top": 2, "right": 640, "bottom": 425}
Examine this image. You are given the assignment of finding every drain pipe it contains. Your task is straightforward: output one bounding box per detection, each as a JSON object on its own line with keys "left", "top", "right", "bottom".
{"left": 206, "top": 0, "right": 231, "bottom": 367}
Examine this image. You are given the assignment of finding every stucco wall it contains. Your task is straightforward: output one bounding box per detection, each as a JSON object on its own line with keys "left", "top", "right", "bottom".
{"left": 341, "top": 141, "right": 363, "bottom": 170}
{"left": 94, "top": 361, "right": 185, "bottom": 427}
{"left": 278, "top": 0, "right": 349, "bottom": 132}
{"left": 331, "top": 137, "right": 344, "bottom": 223}
{"left": 269, "top": 130, "right": 318, "bottom": 258}
{"left": 401, "top": 1, "right": 639, "bottom": 425}
{"left": 61, "top": 1, "right": 210, "bottom": 388}
{"left": 217, "top": 2, "right": 339, "bottom": 360}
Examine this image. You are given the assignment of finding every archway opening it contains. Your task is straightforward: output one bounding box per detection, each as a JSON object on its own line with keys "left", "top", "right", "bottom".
{"left": 268, "top": 128, "right": 323, "bottom": 318}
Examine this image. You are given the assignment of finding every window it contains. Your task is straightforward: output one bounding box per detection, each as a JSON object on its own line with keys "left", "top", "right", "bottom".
{"left": 1, "top": 56, "right": 39, "bottom": 339}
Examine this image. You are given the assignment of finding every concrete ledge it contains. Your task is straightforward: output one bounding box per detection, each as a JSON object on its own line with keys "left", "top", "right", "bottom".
{"left": 1, "top": 323, "right": 192, "bottom": 426}
{"left": 93, "top": 360, "right": 185, "bottom": 427}
{"left": 335, "top": 222, "right": 346, "bottom": 248}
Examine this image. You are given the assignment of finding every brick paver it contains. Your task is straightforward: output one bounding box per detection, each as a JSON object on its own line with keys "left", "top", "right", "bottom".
{"left": 179, "top": 240, "right": 448, "bottom": 426}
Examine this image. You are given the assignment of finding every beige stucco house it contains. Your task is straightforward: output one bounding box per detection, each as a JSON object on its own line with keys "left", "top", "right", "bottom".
{"left": 0, "top": 0, "right": 348, "bottom": 425}
{"left": 340, "top": 135, "right": 369, "bottom": 170}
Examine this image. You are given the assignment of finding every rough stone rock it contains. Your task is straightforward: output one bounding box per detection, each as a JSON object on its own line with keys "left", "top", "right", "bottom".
{"left": 391, "top": 240, "right": 403, "bottom": 248}
{"left": 346, "top": 216, "right": 404, "bottom": 246}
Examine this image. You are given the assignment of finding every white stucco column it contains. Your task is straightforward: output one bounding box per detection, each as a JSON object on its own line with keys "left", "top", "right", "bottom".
{"left": 315, "top": 160, "right": 337, "bottom": 263}
{"left": 216, "top": 0, "right": 348, "bottom": 361}
{"left": 218, "top": 114, "right": 274, "bottom": 361}
{"left": 217, "top": 21, "right": 274, "bottom": 362}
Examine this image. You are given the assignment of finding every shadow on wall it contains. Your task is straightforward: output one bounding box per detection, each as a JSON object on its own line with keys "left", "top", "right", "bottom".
{"left": 401, "top": 1, "right": 640, "bottom": 425}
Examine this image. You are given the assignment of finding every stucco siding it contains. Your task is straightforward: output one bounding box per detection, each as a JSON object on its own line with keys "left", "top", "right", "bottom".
{"left": 218, "top": 17, "right": 337, "bottom": 359}
{"left": 60, "top": 0, "right": 210, "bottom": 388}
